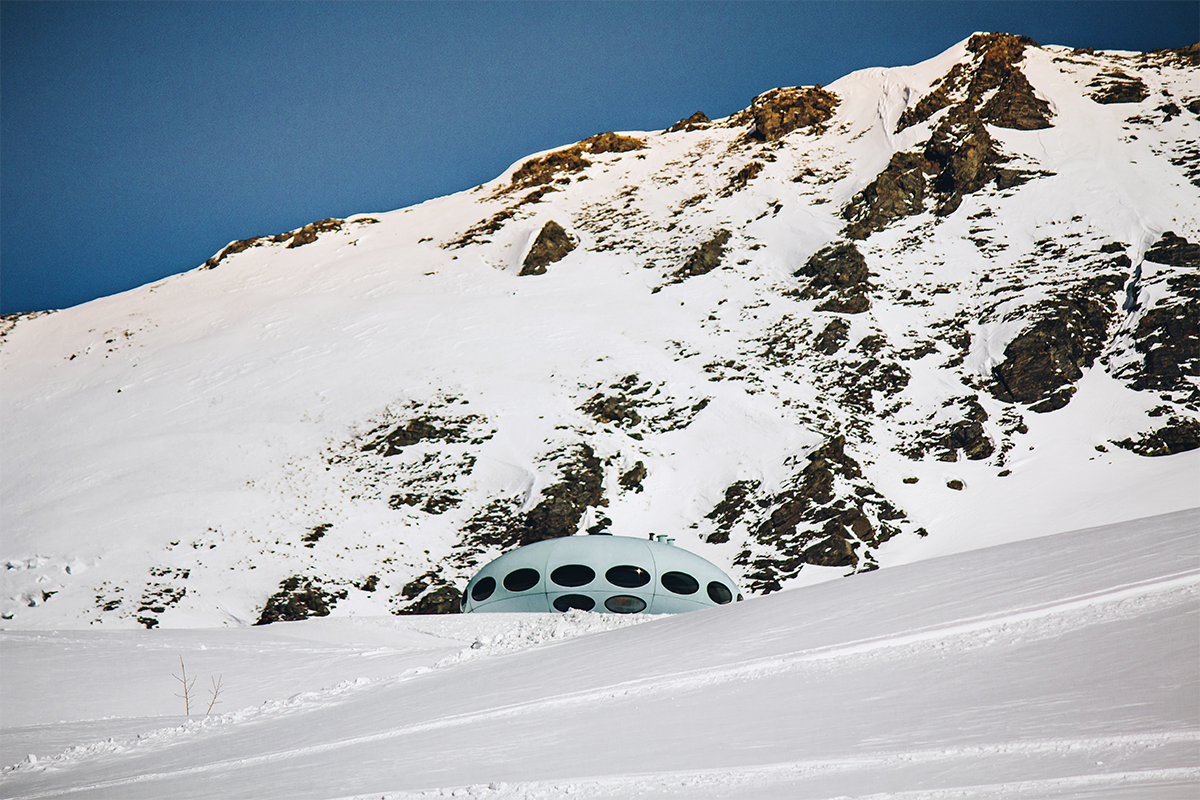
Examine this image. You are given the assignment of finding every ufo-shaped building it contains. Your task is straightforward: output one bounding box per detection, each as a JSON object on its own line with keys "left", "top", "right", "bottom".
{"left": 462, "top": 534, "right": 742, "bottom": 614}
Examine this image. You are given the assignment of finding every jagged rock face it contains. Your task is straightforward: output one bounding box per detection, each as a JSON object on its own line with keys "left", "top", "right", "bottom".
{"left": 812, "top": 319, "right": 850, "bottom": 355}
{"left": 749, "top": 86, "right": 840, "bottom": 140}
{"left": 1116, "top": 232, "right": 1200, "bottom": 405}
{"left": 1176, "top": 42, "right": 1200, "bottom": 66}
{"left": 520, "top": 220, "right": 575, "bottom": 275}
{"left": 979, "top": 67, "right": 1054, "bottom": 130}
{"left": 719, "top": 436, "right": 907, "bottom": 592}
{"left": 925, "top": 111, "right": 998, "bottom": 197}
{"left": 285, "top": 218, "right": 346, "bottom": 249}
{"left": 517, "top": 444, "right": 605, "bottom": 545}
{"left": 850, "top": 33, "right": 1054, "bottom": 233}
{"left": 968, "top": 33, "right": 1052, "bottom": 129}
{"left": 455, "top": 443, "right": 607, "bottom": 552}
{"left": 842, "top": 153, "right": 930, "bottom": 238}
{"left": 991, "top": 304, "right": 1104, "bottom": 408}
{"left": 618, "top": 461, "right": 646, "bottom": 492}
{"left": 1144, "top": 231, "right": 1200, "bottom": 268}
{"left": 1088, "top": 71, "right": 1150, "bottom": 104}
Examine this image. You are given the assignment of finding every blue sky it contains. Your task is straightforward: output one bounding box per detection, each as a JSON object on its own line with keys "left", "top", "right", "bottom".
{"left": 2, "top": 1, "right": 1196, "bottom": 314}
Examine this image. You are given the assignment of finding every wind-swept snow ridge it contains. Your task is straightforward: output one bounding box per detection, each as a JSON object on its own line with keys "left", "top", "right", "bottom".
{"left": 1, "top": 34, "right": 1198, "bottom": 628}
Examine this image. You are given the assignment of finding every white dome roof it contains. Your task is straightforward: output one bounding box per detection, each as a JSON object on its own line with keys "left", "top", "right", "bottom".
{"left": 462, "top": 535, "right": 741, "bottom": 614}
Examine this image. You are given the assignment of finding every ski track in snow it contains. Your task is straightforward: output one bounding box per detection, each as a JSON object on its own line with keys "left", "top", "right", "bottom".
{"left": 4, "top": 558, "right": 1195, "bottom": 799}
{"left": 341, "top": 759, "right": 1200, "bottom": 800}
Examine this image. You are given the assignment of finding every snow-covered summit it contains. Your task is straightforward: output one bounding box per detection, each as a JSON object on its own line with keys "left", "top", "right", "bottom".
{"left": 2, "top": 33, "right": 1197, "bottom": 629}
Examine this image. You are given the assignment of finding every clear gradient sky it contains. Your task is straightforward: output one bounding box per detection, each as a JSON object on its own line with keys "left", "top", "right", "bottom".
{"left": 2, "top": 1, "right": 1197, "bottom": 314}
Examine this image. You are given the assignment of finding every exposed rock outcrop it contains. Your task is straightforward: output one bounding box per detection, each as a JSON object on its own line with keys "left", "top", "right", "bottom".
{"left": 518, "top": 444, "right": 606, "bottom": 545}
{"left": 813, "top": 318, "right": 851, "bottom": 355}
{"left": 841, "top": 153, "right": 930, "bottom": 238}
{"left": 507, "top": 132, "right": 645, "bottom": 192}
{"left": 796, "top": 242, "right": 869, "bottom": 290}
{"left": 719, "top": 162, "right": 764, "bottom": 197}
{"left": 666, "top": 111, "right": 712, "bottom": 133}
{"left": 394, "top": 584, "right": 461, "bottom": 615}
{"left": 848, "top": 33, "right": 1052, "bottom": 237}
{"left": 1088, "top": 71, "right": 1150, "bottom": 104}
{"left": 794, "top": 242, "right": 871, "bottom": 313}
{"left": 255, "top": 576, "right": 347, "bottom": 625}
{"left": 749, "top": 86, "right": 840, "bottom": 140}
{"left": 703, "top": 437, "right": 908, "bottom": 593}
{"left": 672, "top": 230, "right": 732, "bottom": 281}
{"left": 618, "top": 461, "right": 646, "bottom": 493}
{"left": 203, "top": 217, "right": 378, "bottom": 267}
{"left": 1112, "top": 416, "right": 1200, "bottom": 456}
{"left": 520, "top": 220, "right": 575, "bottom": 275}
{"left": 285, "top": 218, "right": 346, "bottom": 249}
{"left": 510, "top": 148, "right": 592, "bottom": 190}
{"left": 579, "top": 131, "right": 646, "bottom": 154}
{"left": 990, "top": 286, "right": 1120, "bottom": 411}
{"left": 979, "top": 67, "right": 1054, "bottom": 129}
{"left": 1116, "top": 232, "right": 1200, "bottom": 404}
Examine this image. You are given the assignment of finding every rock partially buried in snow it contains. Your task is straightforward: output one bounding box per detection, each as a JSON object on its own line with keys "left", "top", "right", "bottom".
{"left": 520, "top": 220, "right": 575, "bottom": 276}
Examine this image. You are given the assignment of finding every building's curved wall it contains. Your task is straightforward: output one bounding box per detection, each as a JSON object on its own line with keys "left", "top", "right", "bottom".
{"left": 462, "top": 536, "right": 740, "bottom": 614}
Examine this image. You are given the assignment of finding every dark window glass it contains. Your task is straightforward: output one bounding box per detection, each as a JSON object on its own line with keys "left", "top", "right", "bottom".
{"left": 503, "top": 568, "right": 540, "bottom": 592}
{"left": 553, "top": 594, "right": 596, "bottom": 612}
{"left": 661, "top": 571, "right": 699, "bottom": 595}
{"left": 606, "top": 565, "right": 650, "bottom": 588}
{"left": 471, "top": 576, "right": 496, "bottom": 602}
{"left": 604, "top": 595, "right": 647, "bottom": 614}
{"left": 707, "top": 581, "right": 733, "bottom": 604}
{"left": 460, "top": 591, "right": 468, "bottom": 611}
{"left": 551, "top": 564, "right": 595, "bottom": 587}
{"left": 737, "top": 593, "right": 744, "bottom": 602}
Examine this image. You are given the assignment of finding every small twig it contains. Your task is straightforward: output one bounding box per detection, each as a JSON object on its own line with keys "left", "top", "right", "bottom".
{"left": 173, "top": 656, "right": 196, "bottom": 715}
{"left": 205, "top": 675, "right": 223, "bottom": 716}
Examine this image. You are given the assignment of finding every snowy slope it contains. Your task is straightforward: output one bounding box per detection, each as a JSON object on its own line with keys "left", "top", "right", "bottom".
{"left": 1, "top": 34, "right": 1198, "bottom": 628}
{"left": 2, "top": 509, "right": 1197, "bottom": 798}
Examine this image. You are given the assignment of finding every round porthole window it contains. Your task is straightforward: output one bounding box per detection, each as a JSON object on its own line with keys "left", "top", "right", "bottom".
{"left": 503, "top": 568, "right": 540, "bottom": 592}
{"left": 471, "top": 576, "right": 496, "bottom": 602}
{"left": 551, "top": 564, "right": 596, "bottom": 587}
{"left": 606, "top": 565, "right": 650, "bottom": 588}
{"left": 553, "top": 594, "right": 596, "bottom": 612}
{"left": 604, "top": 595, "right": 647, "bottom": 614}
{"left": 661, "top": 571, "right": 699, "bottom": 595}
{"left": 707, "top": 581, "right": 733, "bottom": 604}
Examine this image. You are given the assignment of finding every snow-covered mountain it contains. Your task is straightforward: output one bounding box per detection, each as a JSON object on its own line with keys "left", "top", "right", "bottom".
{"left": 2, "top": 33, "right": 1198, "bottom": 629}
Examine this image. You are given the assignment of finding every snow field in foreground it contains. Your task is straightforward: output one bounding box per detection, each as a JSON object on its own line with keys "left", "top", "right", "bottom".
{"left": 2, "top": 509, "right": 1197, "bottom": 799}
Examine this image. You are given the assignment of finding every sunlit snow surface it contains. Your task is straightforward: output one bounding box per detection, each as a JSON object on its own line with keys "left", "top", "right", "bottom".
{"left": 3, "top": 509, "right": 1196, "bottom": 799}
